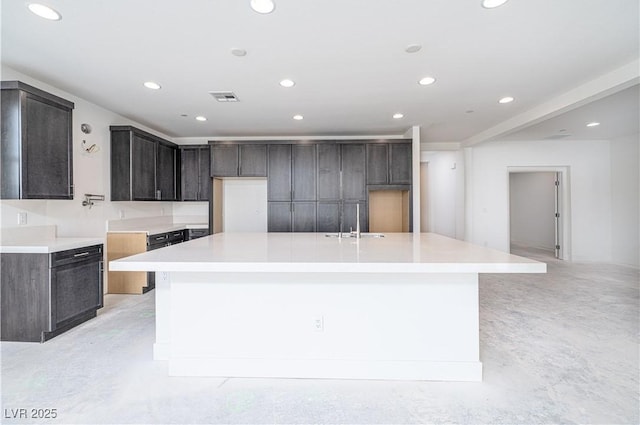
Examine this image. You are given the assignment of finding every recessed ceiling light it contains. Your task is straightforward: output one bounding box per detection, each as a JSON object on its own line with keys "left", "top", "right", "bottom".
{"left": 230, "top": 48, "right": 247, "bottom": 57}
{"left": 419, "top": 76, "right": 436, "bottom": 86}
{"left": 250, "top": 0, "right": 275, "bottom": 14}
{"left": 393, "top": 113, "right": 404, "bottom": 119}
{"left": 27, "top": 3, "right": 61, "bottom": 20}
{"left": 293, "top": 114, "right": 303, "bottom": 120}
{"left": 586, "top": 122, "right": 600, "bottom": 127}
{"left": 405, "top": 44, "right": 422, "bottom": 53}
{"left": 143, "top": 81, "right": 161, "bottom": 90}
{"left": 481, "top": 0, "right": 509, "bottom": 9}
{"left": 195, "top": 116, "right": 207, "bottom": 122}
{"left": 498, "top": 96, "right": 514, "bottom": 104}
{"left": 280, "top": 79, "right": 295, "bottom": 88}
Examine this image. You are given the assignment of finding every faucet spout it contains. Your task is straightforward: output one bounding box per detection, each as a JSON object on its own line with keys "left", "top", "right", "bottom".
{"left": 356, "top": 203, "right": 361, "bottom": 238}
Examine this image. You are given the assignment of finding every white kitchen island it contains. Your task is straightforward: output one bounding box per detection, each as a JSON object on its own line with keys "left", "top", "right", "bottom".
{"left": 109, "top": 232, "right": 545, "bottom": 382}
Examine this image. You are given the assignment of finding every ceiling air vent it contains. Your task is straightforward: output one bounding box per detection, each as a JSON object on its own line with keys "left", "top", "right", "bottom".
{"left": 544, "top": 134, "right": 572, "bottom": 140}
{"left": 209, "top": 91, "right": 239, "bottom": 102}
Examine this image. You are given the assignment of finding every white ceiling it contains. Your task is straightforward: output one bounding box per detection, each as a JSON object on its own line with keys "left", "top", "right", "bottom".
{"left": 1, "top": 0, "right": 638, "bottom": 145}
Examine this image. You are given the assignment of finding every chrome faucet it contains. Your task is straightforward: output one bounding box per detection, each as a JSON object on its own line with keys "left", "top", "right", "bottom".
{"left": 350, "top": 203, "right": 361, "bottom": 239}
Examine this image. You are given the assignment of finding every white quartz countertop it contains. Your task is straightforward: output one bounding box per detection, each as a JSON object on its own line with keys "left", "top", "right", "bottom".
{"left": 0, "top": 237, "right": 105, "bottom": 254}
{"left": 109, "top": 232, "right": 546, "bottom": 274}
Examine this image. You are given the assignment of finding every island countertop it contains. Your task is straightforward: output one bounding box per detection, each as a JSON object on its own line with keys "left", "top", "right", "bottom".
{"left": 109, "top": 232, "right": 546, "bottom": 274}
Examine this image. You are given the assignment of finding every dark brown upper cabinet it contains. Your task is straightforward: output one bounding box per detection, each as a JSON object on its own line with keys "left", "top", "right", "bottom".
{"left": 110, "top": 126, "right": 179, "bottom": 201}
{"left": 267, "top": 145, "right": 292, "bottom": 201}
{"left": 180, "top": 145, "right": 211, "bottom": 201}
{"left": 1, "top": 81, "right": 74, "bottom": 199}
{"left": 341, "top": 144, "right": 366, "bottom": 201}
{"left": 210, "top": 143, "right": 267, "bottom": 177}
{"left": 366, "top": 142, "right": 412, "bottom": 185}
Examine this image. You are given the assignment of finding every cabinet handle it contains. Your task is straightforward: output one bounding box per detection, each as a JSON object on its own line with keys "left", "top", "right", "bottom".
{"left": 156, "top": 190, "right": 161, "bottom": 200}
{"left": 155, "top": 236, "right": 165, "bottom": 241}
{"left": 98, "top": 261, "right": 104, "bottom": 308}
{"left": 73, "top": 252, "right": 90, "bottom": 258}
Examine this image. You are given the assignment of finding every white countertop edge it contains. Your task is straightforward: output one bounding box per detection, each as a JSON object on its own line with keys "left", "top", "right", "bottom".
{"left": 107, "top": 223, "right": 208, "bottom": 235}
{"left": 108, "top": 260, "right": 546, "bottom": 274}
{"left": 0, "top": 237, "right": 105, "bottom": 254}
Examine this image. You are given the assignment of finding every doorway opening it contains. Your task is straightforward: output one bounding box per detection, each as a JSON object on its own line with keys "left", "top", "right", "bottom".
{"left": 211, "top": 178, "right": 268, "bottom": 233}
{"left": 508, "top": 167, "right": 570, "bottom": 261}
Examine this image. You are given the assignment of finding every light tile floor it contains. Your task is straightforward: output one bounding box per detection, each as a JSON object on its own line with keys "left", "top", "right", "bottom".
{"left": 1, "top": 248, "right": 638, "bottom": 424}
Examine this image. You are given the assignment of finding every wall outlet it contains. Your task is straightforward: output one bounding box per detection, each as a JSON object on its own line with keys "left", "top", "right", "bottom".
{"left": 312, "top": 316, "right": 324, "bottom": 332}
{"left": 17, "top": 212, "right": 27, "bottom": 225}
{"left": 119, "top": 210, "right": 125, "bottom": 219}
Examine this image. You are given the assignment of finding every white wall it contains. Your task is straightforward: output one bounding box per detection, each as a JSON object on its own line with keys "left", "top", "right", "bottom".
{"left": 0, "top": 66, "right": 208, "bottom": 237}
{"left": 509, "top": 172, "right": 556, "bottom": 251}
{"left": 420, "top": 150, "right": 465, "bottom": 240}
{"left": 466, "top": 139, "right": 612, "bottom": 262}
{"left": 610, "top": 133, "right": 639, "bottom": 267}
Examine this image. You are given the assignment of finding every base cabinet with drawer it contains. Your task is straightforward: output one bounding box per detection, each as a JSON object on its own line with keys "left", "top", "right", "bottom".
{"left": 187, "top": 228, "right": 210, "bottom": 240}
{"left": 107, "top": 230, "right": 188, "bottom": 294}
{"left": 1, "top": 245, "right": 104, "bottom": 342}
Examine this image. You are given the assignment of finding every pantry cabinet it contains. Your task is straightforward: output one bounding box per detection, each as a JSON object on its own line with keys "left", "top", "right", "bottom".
{"left": 210, "top": 139, "right": 412, "bottom": 234}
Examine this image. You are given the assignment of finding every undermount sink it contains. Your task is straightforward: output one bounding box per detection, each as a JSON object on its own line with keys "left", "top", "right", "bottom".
{"left": 324, "top": 233, "right": 385, "bottom": 238}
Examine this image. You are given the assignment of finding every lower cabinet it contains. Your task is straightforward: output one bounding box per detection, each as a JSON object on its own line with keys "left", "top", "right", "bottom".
{"left": 107, "top": 230, "right": 186, "bottom": 294}
{"left": 268, "top": 202, "right": 316, "bottom": 232}
{"left": 187, "top": 228, "right": 210, "bottom": 240}
{"left": 342, "top": 201, "right": 368, "bottom": 234}
{"left": 316, "top": 202, "right": 368, "bottom": 233}
{"left": 316, "top": 202, "right": 341, "bottom": 232}
{"left": 1, "top": 244, "right": 104, "bottom": 342}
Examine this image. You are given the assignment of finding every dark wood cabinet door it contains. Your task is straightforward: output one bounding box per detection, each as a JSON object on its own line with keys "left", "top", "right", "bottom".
{"left": 342, "top": 201, "right": 368, "bottom": 233}
{"left": 317, "top": 202, "right": 341, "bottom": 232}
{"left": 268, "top": 201, "right": 292, "bottom": 232}
{"left": 132, "top": 135, "right": 157, "bottom": 200}
{"left": 0, "top": 253, "right": 50, "bottom": 342}
{"left": 23, "top": 94, "right": 72, "bottom": 199}
{"left": 211, "top": 145, "right": 238, "bottom": 177}
{"left": 267, "top": 145, "right": 292, "bottom": 201}
{"left": 239, "top": 144, "right": 267, "bottom": 177}
{"left": 341, "top": 144, "right": 366, "bottom": 201}
{"left": 110, "top": 130, "right": 132, "bottom": 201}
{"left": 51, "top": 258, "right": 101, "bottom": 326}
{"left": 317, "top": 144, "right": 341, "bottom": 201}
{"left": 292, "top": 202, "right": 316, "bottom": 232}
{"left": 292, "top": 144, "right": 317, "bottom": 201}
{"left": 389, "top": 143, "right": 412, "bottom": 184}
{"left": 157, "top": 142, "right": 177, "bottom": 200}
{"left": 180, "top": 148, "right": 199, "bottom": 201}
{"left": 181, "top": 146, "right": 210, "bottom": 201}
{"left": 366, "top": 144, "right": 389, "bottom": 185}
{"left": 198, "top": 147, "right": 211, "bottom": 201}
